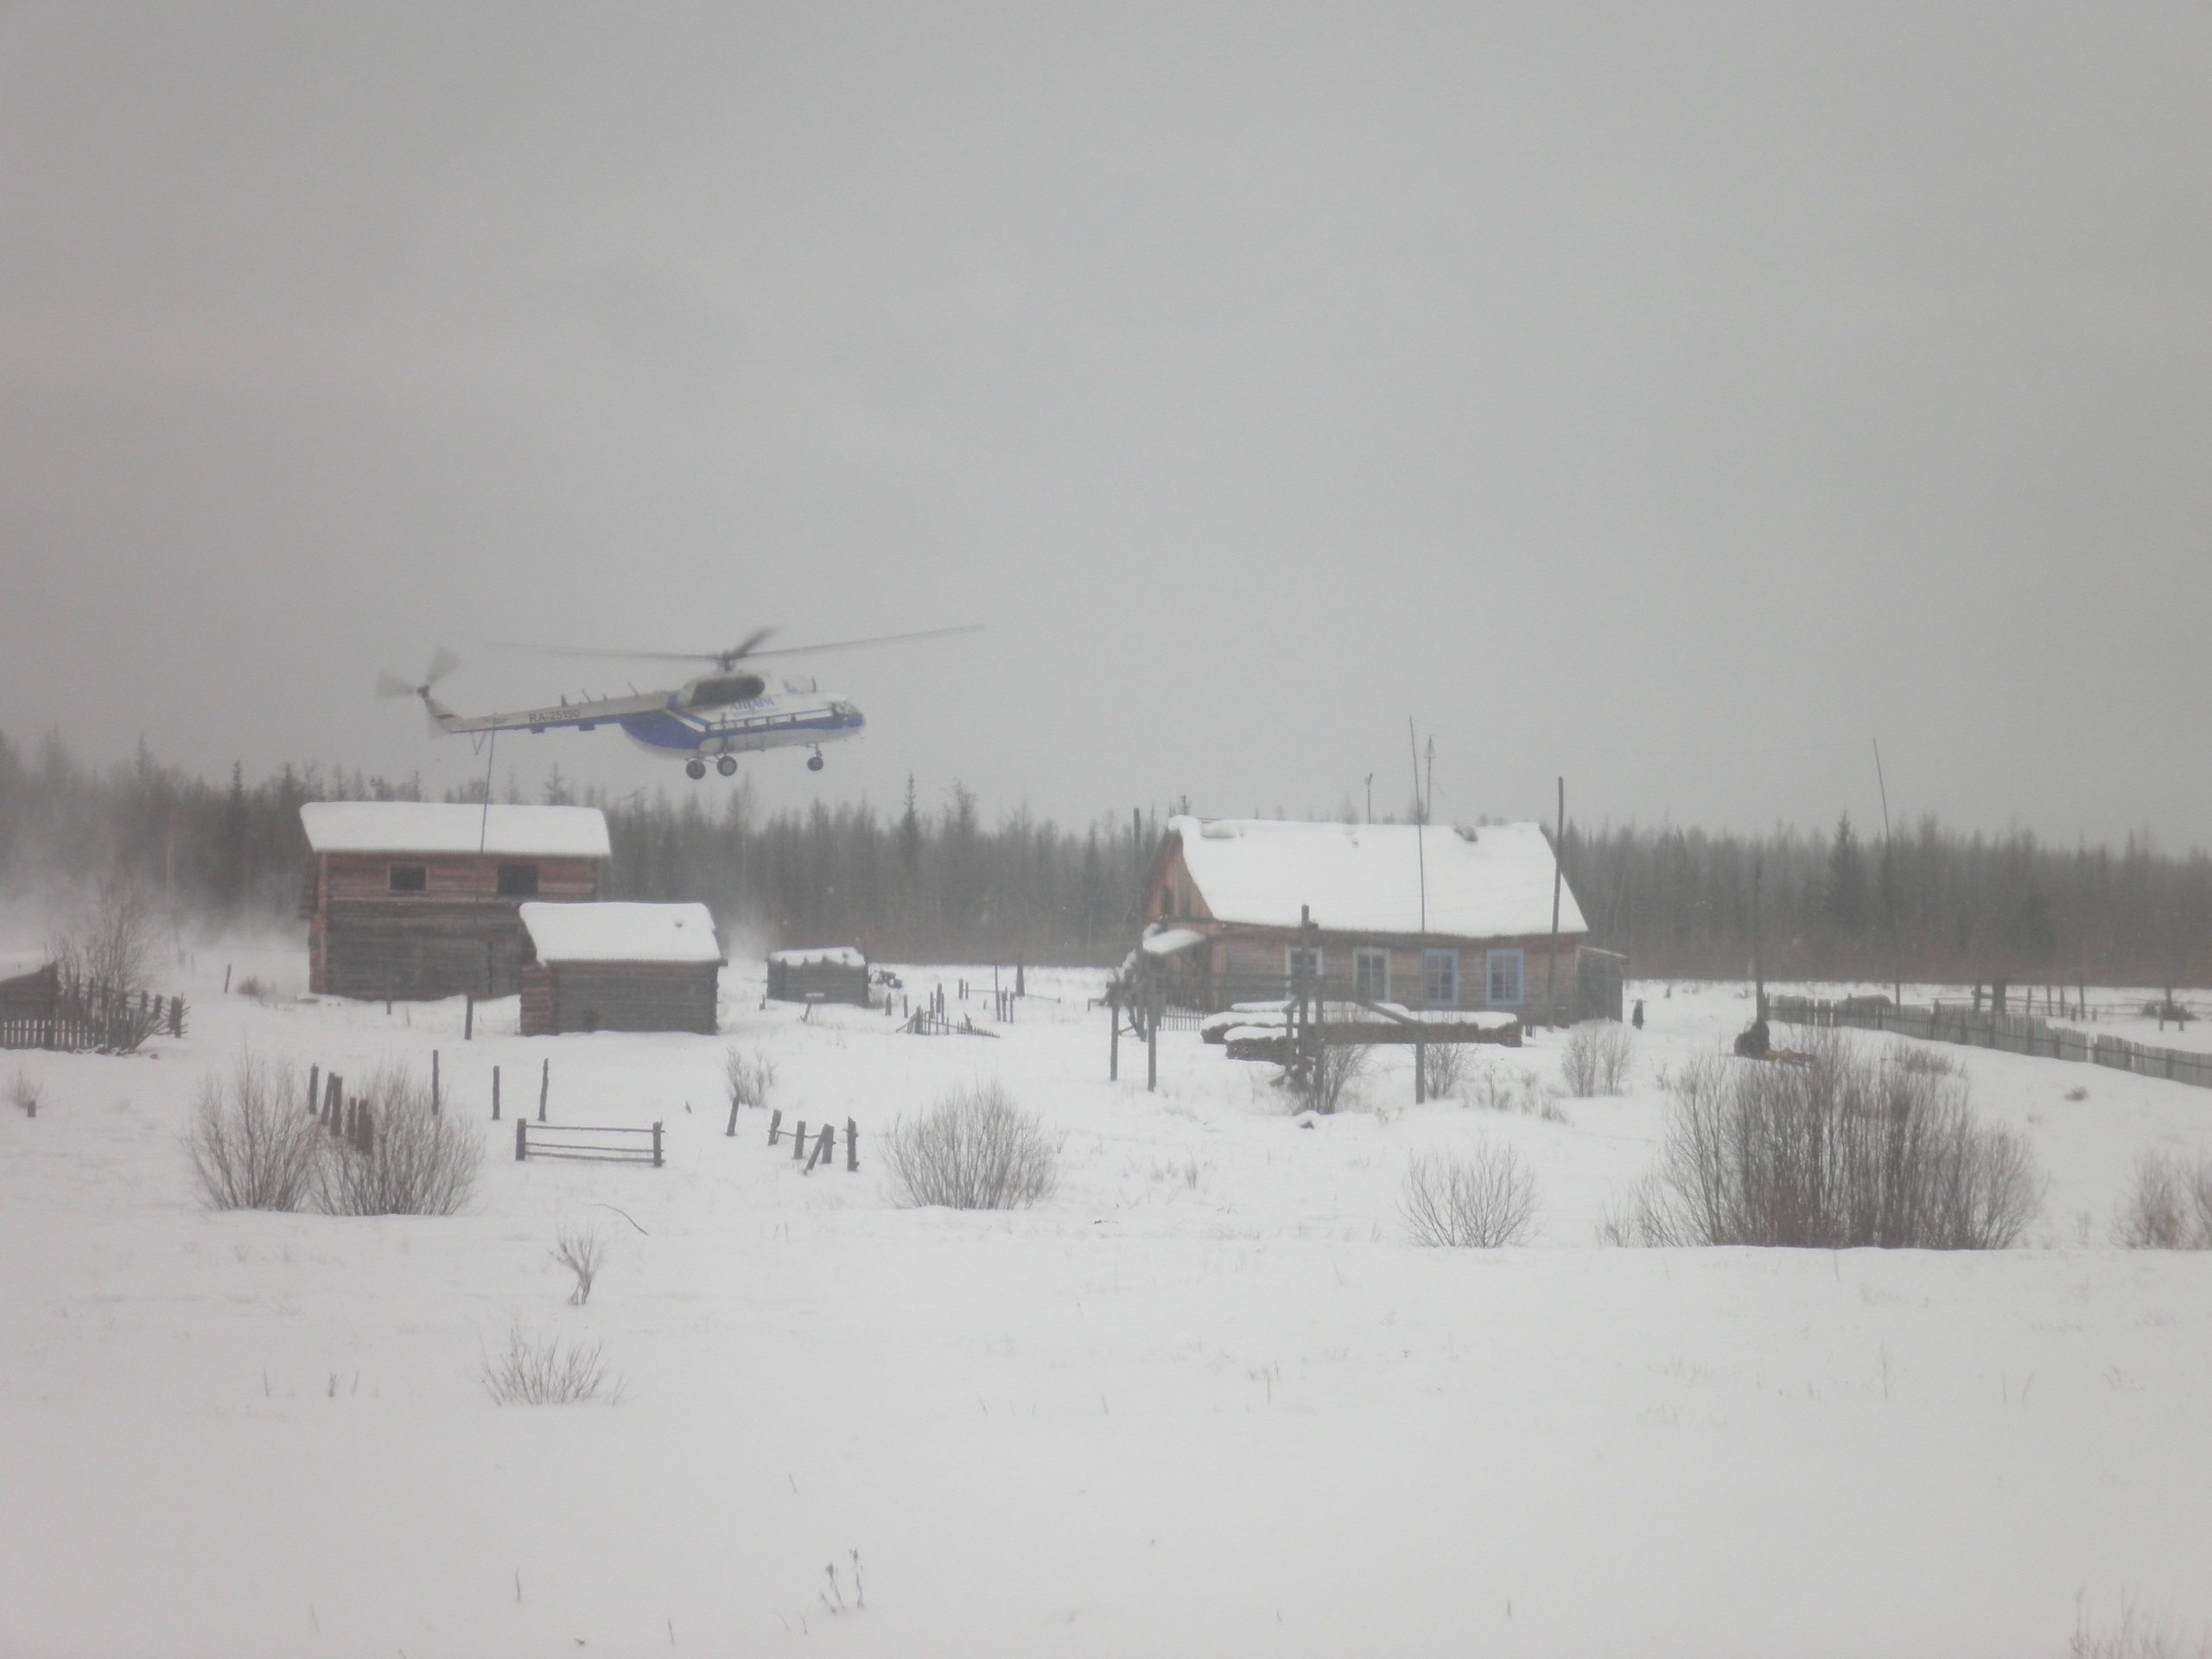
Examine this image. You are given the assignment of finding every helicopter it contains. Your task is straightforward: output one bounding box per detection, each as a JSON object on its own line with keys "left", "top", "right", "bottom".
{"left": 378, "top": 625, "right": 978, "bottom": 779}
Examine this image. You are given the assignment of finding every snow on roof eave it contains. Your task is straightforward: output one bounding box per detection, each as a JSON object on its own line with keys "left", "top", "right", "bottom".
{"left": 1167, "top": 815, "right": 1589, "bottom": 939}
{"left": 300, "top": 802, "right": 611, "bottom": 860}
{"left": 518, "top": 901, "right": 723, "bottom": 964}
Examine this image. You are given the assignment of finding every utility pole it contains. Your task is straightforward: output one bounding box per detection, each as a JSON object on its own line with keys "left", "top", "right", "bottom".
{"left": 1873, "top": 739, "right": 1901, "bottom": 1008}
{"left": 1409, "top": 720, "right": 1427, "bottom": 1103}
{"left": 1545, "top": 777, "right": 1565, "bottom": 1024}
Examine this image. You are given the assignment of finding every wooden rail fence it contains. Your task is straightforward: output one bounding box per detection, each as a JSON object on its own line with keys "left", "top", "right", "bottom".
{"left": 1770, "top": 995, "right": 2212, "bottom": 1091}
{"left": 0, "top": 965, "right": 185, "bottom": 1052}
{"left": 515, "top": 1120, "right": 664, "bottom": 1166}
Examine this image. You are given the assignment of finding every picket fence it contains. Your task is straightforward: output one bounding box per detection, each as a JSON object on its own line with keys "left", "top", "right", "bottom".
{"left": 1769, "top": 995, "right": 2212, "bottom": 1091}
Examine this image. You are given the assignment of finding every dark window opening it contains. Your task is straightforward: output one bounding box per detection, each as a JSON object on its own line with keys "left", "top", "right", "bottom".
{"left": 498, "top": 863, "right": 540, "bottom": 897}
{"left": 389, "top": 866, "right": 427, "bottom": 893}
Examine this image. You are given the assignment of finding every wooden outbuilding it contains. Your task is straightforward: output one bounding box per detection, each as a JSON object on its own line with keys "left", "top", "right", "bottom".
{"left": 1138, "top": 816, "right": 1624, "bottom": 1021}
{"left": 766, "top": 946, "right": 870, "bottom": 1007}
{"left": 300, "top": 803, "right": 609, "bottom": 1001}
{"left": 518, "top": 902, "right": 722, "bottom": 1035}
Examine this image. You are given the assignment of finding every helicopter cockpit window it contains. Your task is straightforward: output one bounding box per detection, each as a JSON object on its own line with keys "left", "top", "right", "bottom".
{"left": 389, "top": 865, "right": 428, "bottom": 893}
{"left": 497, "top": 863, "right": 539, "bottom": 897}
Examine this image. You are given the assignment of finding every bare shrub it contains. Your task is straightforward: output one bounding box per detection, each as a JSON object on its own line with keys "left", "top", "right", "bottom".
{"left": 480, "top": 1325, "right": 621, "bottom": 1405}
{"left": 2113, "top": 1151, "right": 2212, "bottom": 1249}
{"left": 233, "top": 975, "right": 272, "bottom": 1002}
{"left": 724, "top": 1047, "right": 776, "bottom": 1111}
{"left": 1614, "top": 1033, "right": 2043, "bottom": 1249}
{"left": 1287, "top": 1039, "right": 1370, "bottom": 1115}
{"left": 2071, "top": 1599, "right": 2212, "bottom": 1659}
{"left": 187, "top": 1058, "right": 326, "bottom": 1211}
{"left": 1889, "top": 1044, "right": 1956, "bottom": 1078}
{"left": 48, "top": 871, "right": 156, "bottom": 999}
{"left": 8, "top": 1070, "right": 40, "bottom": 1118}
{"left": 1470, "top": 1060, "right": 1569, "bottom": 1122}
{"left": 885, "top": 1079, "right": 1058, "bottom": 1210}
{"left": 1560, "top": 1020, "right": 1635, "bottom": 1097}
{"left": 1416, "top": 1041, "right": 1468, "bottom": 1101}
{"left": 1402, "top": 1144, "right": 1538, "bottom": 1247}
{"left": 552, "top": 1224, "right": 609, "bottom": 1303}
{"left": 318, "top": 1066, "right": 482, "bottom": 1217}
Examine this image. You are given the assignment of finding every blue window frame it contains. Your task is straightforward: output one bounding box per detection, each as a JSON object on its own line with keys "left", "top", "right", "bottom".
{"left": 1422, "top": 948, "right": 1459, "bottom": 1007}
{"left": 1485, "top": 949, "right": 1524, "bottom": 1007}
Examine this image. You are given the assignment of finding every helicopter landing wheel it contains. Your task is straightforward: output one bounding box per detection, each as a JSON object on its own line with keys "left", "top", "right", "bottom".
{"left": 806, "top": 750, "right": 824, "bottom": 772}
{"left": 716, "top": 756, "right": 738, "bottom": 777}
{"left": 685, "top": 759, "right": 707, "bottom": 780}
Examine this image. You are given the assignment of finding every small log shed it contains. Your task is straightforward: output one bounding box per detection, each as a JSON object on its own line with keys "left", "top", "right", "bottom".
{"left": 766, "top": 946, "right": 870, "bottom": 1007}
{"left": 518, "top": 902, "right": 723, "bottom": 1036}
{"left": 300, "top": 802, "right": 609, "bottom": 1001}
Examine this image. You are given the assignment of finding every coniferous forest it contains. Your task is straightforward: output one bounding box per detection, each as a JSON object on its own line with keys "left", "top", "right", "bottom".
{"left": 1, "top": 731, "right": 2207, "bottom": 986}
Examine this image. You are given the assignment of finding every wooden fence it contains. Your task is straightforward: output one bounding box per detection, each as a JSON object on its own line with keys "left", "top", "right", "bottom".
{"left": 0, "top": 965, "right": 186, "bottom": 1052}
{"left": 1769, "top": 995, "right": 2212, "bottom": 1091}
{"left": 515, "top": 1119, "right": 664, "bottom": 1166}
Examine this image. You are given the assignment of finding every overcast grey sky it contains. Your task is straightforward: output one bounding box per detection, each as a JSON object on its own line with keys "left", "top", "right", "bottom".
{"left": 3, "top": 4, "right": 2208, "bottom": 848}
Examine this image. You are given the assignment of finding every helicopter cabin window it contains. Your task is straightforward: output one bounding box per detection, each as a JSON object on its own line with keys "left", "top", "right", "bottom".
{"left": 388, "top": 865, "right": 428, "bottom": 894}
{"left": 497, "top": 863, "right": 540, "bottom": 897}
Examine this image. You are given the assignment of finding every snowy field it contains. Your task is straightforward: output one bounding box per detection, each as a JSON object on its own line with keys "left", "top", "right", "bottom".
{"left": 4, "top": 940, "right": 2211, "bottom": 1659}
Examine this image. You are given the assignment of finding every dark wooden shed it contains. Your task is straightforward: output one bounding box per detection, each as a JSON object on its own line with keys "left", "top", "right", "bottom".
{"left": 300, "top": 803, "right": 609, "bottom": 1001}
{"left": 518, "top": 902, "right": 722, "bottom": 1036}
{"left": 766, "top": 946, "right": 870, "bottom": 1007}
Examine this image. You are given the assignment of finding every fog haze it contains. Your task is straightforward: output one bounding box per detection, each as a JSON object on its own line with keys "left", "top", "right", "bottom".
{"left": 4, "top": 5, "right": 2208, "bottom": 845}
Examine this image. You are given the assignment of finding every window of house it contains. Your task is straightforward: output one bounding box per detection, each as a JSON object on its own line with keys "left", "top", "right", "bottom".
{"left": 497, "top": 863, "right": 540, "bottom": 897}
{"left": 1286, "top": 945, "right": 1324, "bottom": 988}
{"left": 1423, "top": 948, "right": 1459, "bottom": 1007}
{"left": 1353, "top": 947, "right": 1389, "bottom": 1001}
{"left": 1486, "top": 949, "right": 1524, "bottom": 1007}
{"left": 389, "top": 865, "right": 427, "bottom": 893}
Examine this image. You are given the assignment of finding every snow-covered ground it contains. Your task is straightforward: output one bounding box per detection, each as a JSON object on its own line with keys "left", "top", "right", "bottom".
{"left": 4, "top": 940, "right": 2210, "bottom": 1658}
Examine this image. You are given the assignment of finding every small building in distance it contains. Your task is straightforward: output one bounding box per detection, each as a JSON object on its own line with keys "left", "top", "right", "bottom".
{"left": 1138, "top": 816, "right": 1623, "bottom": 1020}
{"left": 518, "top": 902, "right": 722, "bottom": 1036}
{"left": 766, "top": 946, "right": 871, "bottom": 1007}
{"left": 300, "top": 802, "right": 610, "bottom": 1001}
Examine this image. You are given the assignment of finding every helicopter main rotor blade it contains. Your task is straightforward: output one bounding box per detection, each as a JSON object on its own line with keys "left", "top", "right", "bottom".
{"left": 374, "top": 670, "right": 418, "bottom": 699}
{"left": 424, "top": 645, "right": 462, "bottom": 686}
{"left": 739, "top": 623, "right": 983, "bottom": 660}
{"left": 493, "top": 642, "right": 728, "bottom": 664}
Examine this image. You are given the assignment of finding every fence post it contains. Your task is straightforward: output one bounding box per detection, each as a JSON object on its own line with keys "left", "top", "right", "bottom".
{"left": 847, "top": 1116, "right": 858, "bottom": 1173}
{"left": 465, "top": 995, "right": 474, "bottom": 1040}
{"left": 793, "top": 1121, "right": 806, "bottom": 1160}
{"left": 492, "top": 1065, "right": 501, "bottom": 1122}
{"left": 515, "top": 1119, "right": 527, "bottom": 1161}
{"left": 652, "top": 1121, "right": 663, "bottom": 1168}
{"left": 725, "top": 1093, "right": 740, "bottom": 1136}
{"left": 1109, "top": 993, "right": 1120, "bottom": 1082}
{"left": 307, "top": 1064, "right": 321, "bottom": 1116}
{"left": 430, "top": 1050, "right": 440, "bottom": 1116}
{"left": 538, "top": 1058, "right": 549, "bottom": 1122}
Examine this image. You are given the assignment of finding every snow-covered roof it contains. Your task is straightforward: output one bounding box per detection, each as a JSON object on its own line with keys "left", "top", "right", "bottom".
{"left": 300, "top": 802, "right": 611, "bottom": 860}
{"left": 519, "top": 902, "right": 722, "bottom": 964}
{"left": 767, "top": 946, "right": 866, "bottom": 968}
{"left": 1141, "top": 927, "right": 1208, "bottom": 956}
{"left": 1167, "top": 817, "right": 1586, "bottom": 940}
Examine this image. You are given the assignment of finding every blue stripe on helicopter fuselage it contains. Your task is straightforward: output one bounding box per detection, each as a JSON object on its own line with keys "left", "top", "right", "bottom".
{"left": 617, "top": 708, "right": 863, "bottom": 754}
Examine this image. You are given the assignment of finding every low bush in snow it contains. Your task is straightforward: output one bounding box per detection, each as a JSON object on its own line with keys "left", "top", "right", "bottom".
{"left": 1470, "top": 1059, "right": 1569, "bottom": 1123}
{"left": 9, "top": 1069, "right": 40, "bottom": 1118}
{"left": 552, "top": 1224, "right": 609, "bottom": 1304}
{"left": 885, "top": 1079, "right": 1058, "bottom": 1210}
{"left": 1608, "top": 1033, "right": 2043, "bottom": 1249}
{"left": 187, "top": 1058, "right": 326, "bottom": 1211}
{"left": 723, "top": 1047, "right": 776, "bottom": 1112}
{"left": 1560, "top": 1020, "right": 1635, "bottom": 1097}
{"left": 480, "top": 1325, "right": 622, "bottom": 1405}
{"left": 1415, "top": 1041, "right": 1468, "bottom": 1101}
{"left": 2113, "top": 1150, "right": 2212, "bottom": 1249}
{"left": 316, "top": 1066, "right": 481, "bottom": 1217}
{"left": 1401, "top": 1144, "right": 1537, "bottom": 1247}
{"left": 1287, "top": 1039, "right": 1370, "bottom": 1116}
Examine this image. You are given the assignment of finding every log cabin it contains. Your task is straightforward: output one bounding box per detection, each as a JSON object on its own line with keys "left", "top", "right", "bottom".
{"left": 766, "top": 946, "right": 871, "bottom": 1007}
{"left": 518, "top": 902, "right": 722, "bottom": 1035}
{"left": 1137, "top": 816, "right": 1624, "bottom": 1020}
{"left": 299, "top": 803, "right": 610, "bottom": 1001}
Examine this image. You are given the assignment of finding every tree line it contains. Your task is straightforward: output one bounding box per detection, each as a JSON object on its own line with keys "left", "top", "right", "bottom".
{"left": 3, "top": 730, "right": 2207, "bottom": 985}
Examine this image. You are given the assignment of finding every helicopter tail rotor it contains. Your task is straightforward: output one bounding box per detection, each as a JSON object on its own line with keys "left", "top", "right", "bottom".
{"left": 376, "top": 648, "right": 462, "bottom": 735}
